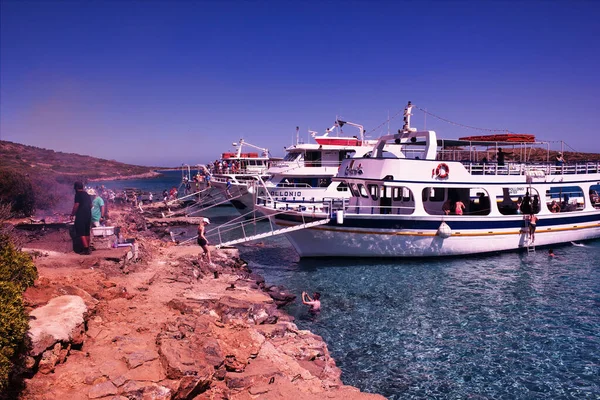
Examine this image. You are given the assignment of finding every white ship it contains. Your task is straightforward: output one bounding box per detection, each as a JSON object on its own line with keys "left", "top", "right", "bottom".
{"left": 257, "top": 102, "right": 600, "bottom": 257}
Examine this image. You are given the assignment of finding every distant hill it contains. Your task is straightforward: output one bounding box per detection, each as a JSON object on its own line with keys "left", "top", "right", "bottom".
{"left": 0, "top": 140, "right": 159, "bottom": 216}
{"left": 0, "top": 141, "right": 157, "bottom": 179}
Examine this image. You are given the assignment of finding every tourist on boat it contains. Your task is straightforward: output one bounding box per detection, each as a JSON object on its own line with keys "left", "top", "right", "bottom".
{"left": 71, "top": 181, "right": 92, "bottom": 255}
{"left": 302, "top": 291, "right": 321, "bottom": 312}
{"left": 550, "top": 200, "right": 561, "bottom": 213}
{"left": 497, "top": 148, "right": 511, "bottom": 166}
{"left": 197, "top": 217, "right": 212, "bottom": 265}
{"left": 522, "top": 192, "right": 532, "bottom": 214}
{"left": 442, "top": 199, "right": 452, "bottom": 215}
{"left": 455, "top": 199, "right": 466, "bottom": 215}
{"left": 516, "top": 196, "right": 523, "bottom": 214}
{"left": 532, "top": 195, "right": 540, "bottom": 214}
{"left": 555, "top": 152, "right": 565, "bottom": 166}
{"left": 528, "top": 213, "right": 539, "bottom": 244}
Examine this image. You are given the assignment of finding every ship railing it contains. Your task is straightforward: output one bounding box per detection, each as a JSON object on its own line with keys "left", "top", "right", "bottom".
{"left": 270, "top": 160, "right": 344, "bottom": 169}
{"left": 464, "top": 161, "right": 600, "bottom": 176}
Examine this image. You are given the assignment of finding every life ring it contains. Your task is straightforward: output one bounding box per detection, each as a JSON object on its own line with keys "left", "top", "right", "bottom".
{"left": 435, "top": 163, "right": 450, "bottom": 179}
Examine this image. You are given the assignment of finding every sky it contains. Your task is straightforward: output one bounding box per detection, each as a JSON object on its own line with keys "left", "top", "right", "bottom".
{"left": 1, "top": 0, "right": 599, "bottom": 167}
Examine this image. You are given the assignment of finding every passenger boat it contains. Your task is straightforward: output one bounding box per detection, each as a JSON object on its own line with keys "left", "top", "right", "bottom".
{"left": 257, "top": 102, "right": 600, "bottom": 257}
{"left": 207, "top": 139, "right": 272, "bottom": 214}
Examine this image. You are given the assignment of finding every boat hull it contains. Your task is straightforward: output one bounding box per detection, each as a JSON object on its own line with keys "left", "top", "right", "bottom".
{"left": 269, "top": 213, "right": 600, "bottom": 258}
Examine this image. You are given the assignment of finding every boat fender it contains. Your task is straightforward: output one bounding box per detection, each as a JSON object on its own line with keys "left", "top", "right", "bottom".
{"left": 435, "top": 163, "right": 450, "bottom": 179}
{"left": 437, "top": 221, "right": 452, "bottom": 238}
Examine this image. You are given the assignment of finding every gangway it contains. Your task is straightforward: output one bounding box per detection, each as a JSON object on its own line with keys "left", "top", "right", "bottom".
{"left": 177, "top": 208, "right": 331, "bottom": 248}
{"left": 214, "top": 217, "right": 331, "bottom": 248}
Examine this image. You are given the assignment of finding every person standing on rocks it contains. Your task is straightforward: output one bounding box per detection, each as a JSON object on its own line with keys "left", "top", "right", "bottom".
{"left": 197, "top": 217, "right": 212, "bottom": 264}
{"left": 71, "top": 181, "right": 92, "bottom": 255}
{"left": 302, "top": 291, "right": 321, "bottom": 312}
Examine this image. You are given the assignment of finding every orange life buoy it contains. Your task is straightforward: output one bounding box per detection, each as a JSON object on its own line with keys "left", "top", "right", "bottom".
{"left": 435, "top": 163, "right": 450, "bottom": 179}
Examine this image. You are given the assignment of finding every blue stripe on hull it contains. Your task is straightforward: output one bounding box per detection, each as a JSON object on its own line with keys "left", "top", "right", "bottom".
{"left": 274, "top": 212, "right": 600, "bottom": 230}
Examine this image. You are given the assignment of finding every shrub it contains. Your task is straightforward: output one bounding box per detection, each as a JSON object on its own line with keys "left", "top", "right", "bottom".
{"left": 0, "top": 171, "right": 35, "bottom": 217}
{"left": 0, "top": 236, "right": 37, "bottom": 394}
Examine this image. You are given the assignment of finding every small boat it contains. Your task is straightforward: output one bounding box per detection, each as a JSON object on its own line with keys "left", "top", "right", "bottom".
{"left": 207, "top": 139, "right": 273, "bottom": 214}
{"left": 257, "top": 101, "right": 600, "bottom": 258}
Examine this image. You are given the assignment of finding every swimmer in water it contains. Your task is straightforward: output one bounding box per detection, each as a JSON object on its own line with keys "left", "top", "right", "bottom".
{"left": 302, "top": 291, "right": 321, "bottom": 312}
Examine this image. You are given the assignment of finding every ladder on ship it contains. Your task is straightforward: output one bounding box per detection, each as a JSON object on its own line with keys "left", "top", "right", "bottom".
{"left": 178, "top": 209, "right": 331, "bottom": 248}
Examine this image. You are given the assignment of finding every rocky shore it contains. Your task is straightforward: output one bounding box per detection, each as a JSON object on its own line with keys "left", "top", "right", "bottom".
{"left": 12, "top": 206, "right": 383, "bottom": 399}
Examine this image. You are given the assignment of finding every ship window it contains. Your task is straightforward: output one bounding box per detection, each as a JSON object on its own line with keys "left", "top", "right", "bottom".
{"left": 337, "top": 181, "right": 349, "bottom": 192}
{"left": 392, "top": 187, "right": 413, "bottom": 202}
{"left": 349, "top": 183, "right": 360, "bottom": 197}
{"left": 498, "top": 187, "right": 540, "bottom": 215}
{"left": 358, "top": 184, "right": 369, "bottom": 198}
{"left": 590, "top": 185, "right": 600, "bottom": 208}
{"left": 368, "top": 184, "right": 379, "bottom": 200}
{"left": 546, "top": 185, "right": 584, "bottom": 213}
{"left": 283, "top": 152, "right": 300, "bottom": 161}
{"left": 422, "top": 187, "right": 445, "bottom": 202}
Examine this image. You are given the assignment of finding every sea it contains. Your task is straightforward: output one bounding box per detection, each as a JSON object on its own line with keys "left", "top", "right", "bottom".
{"left": 99, "top": 171, "right": 600, "bottom": 399}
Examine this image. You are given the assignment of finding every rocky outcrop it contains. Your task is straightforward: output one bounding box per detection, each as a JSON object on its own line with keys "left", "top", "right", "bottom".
{"left": 20, "top": 208, "right": 383, "bottom": 400}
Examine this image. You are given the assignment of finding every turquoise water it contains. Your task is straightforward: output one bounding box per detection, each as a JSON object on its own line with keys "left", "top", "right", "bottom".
{"left": 103, "top": 174, "right": 600, "bottom": 399}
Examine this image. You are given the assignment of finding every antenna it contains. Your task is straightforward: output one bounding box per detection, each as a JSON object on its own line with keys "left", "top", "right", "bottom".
{"left": 296, "top": 126, "right": 299, "bottom": 145}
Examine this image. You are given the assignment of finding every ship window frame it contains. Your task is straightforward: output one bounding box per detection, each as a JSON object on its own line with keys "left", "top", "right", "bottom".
{"left": 368, "top": 184, "right": 379, "bottom": 200}
{"left": 357, "top": 184, "right": 369, "bottom": 198}
{"left": 349, "top": 183, "right": 360, "bottom": 197}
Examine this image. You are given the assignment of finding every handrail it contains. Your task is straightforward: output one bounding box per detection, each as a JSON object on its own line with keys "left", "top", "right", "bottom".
{"left": 462, "top": 161, "right": 600, "bottom": 176}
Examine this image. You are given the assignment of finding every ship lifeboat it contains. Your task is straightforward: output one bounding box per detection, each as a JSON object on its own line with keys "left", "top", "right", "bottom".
{"left": 314, "top": 137, "right": 362, "bottom": 146}
{"left": 222, "top": 152, "right": 236, "bottom": 159}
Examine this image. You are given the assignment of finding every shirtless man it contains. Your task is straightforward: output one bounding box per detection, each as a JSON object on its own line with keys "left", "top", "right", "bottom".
{"left": 529, "top": 213, "right": 539, "bottom": 243}
{"left": 302, "top": 291, "right": 321, "bottom": 311}
{"left": 197, "top": 217, "right": 212, "bottom": 264}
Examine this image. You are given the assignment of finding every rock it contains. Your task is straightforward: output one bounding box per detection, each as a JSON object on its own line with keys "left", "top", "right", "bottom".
{"left": 123, "top": 350, "right": 159, "bottom": 369}
{"left": 28, "top": 295, "right": 88, "bottom": 357}
{"left": 166, "top": 299, "right": 194, "bottom": 314}
{"left": 122, "top": 382, "right": 171, "bottom": 400}
{"left": 174, "top": 375, "right": 211, "bottom": 399}
{"left": 38, "top": 343, "right": 62, "bottom": 374}
{"left": 267, "top": 285, "right": 296, "bottom": 307}
{"left": 88, "top": 381, "right": 118, "bottom": 399}
{"left": 157, "top": 336, "right": 221, "bottom": 379}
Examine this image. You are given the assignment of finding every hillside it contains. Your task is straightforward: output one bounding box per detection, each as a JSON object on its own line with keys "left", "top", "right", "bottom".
{"left": 0, "top": 140, "right": 159, "bottom": 216}
{"left": 0, "top": 141, "right": 156, "bottom": 179}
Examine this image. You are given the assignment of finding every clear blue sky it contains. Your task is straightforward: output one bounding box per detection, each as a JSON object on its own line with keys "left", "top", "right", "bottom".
{"left": 1, "top": 1, "right": 599, "bottom": 167}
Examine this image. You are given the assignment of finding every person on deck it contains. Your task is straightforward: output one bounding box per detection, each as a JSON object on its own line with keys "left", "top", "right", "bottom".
{"left": 555, "top": 152, "right": 565, "bottom": 166}
{"left": 497, "top": 148, "right": 511, "bottom": 166}
{"left": 302, "top": 292, "right": 321, "bottom": 312}
{"left": 197, "top": 217, "right": 212, "bottom": 265}
{"left": 454, "top": 200, "right": 466, "bottom": 215}
{"left": 71, "top": 182, "right": 92, "bottom": 255}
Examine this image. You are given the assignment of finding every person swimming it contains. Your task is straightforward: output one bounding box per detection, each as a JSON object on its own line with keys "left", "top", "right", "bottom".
{"left": 302, "top": 291, "right": 321, "bottom": 311}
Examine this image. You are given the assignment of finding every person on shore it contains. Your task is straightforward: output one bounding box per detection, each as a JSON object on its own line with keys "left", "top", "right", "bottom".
{"left": 529, "top": 213, "right": 539, "bottom": 243}
{"left": 71, "top": 182, "right": 92, "bottom": 255}
{"left": 197, "top": 217, "right": 212, "bottom": 264}
{"left": 225, "top": 178, "right": 232, "bottom": 197}
{"left": 302, "top": 291, "right": 321, "bottom": 312}
{"left": 88, "top": 189, "right": 106, "bottom": 227}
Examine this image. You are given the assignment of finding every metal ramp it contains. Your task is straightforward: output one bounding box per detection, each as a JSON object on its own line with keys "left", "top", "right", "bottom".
{"left": 214, "top": 217, "right": 331, "bottom": 248}
{"left": 178, "top": 208, "right": 331, "bottom": 248}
